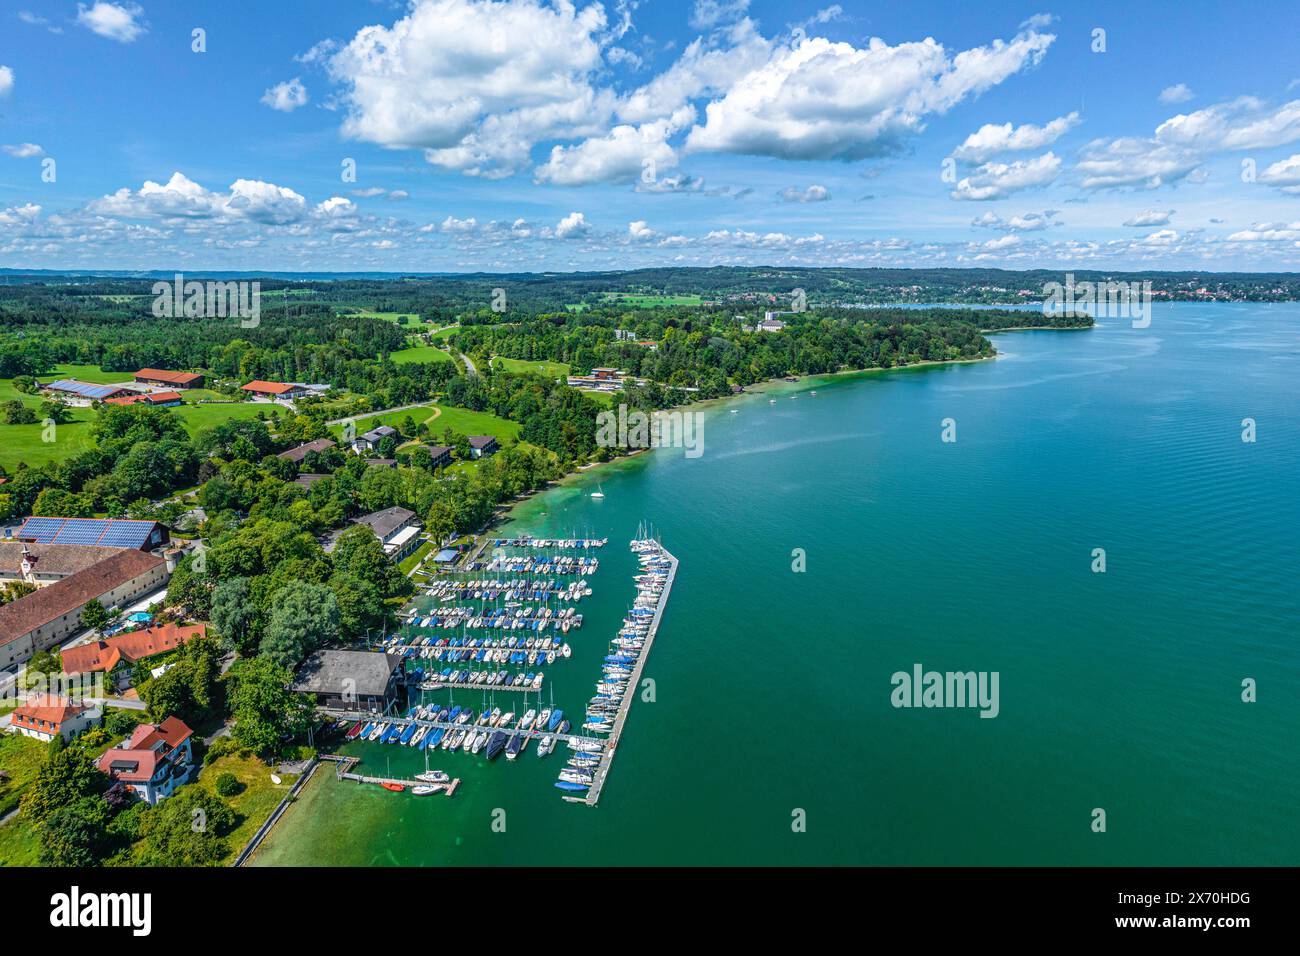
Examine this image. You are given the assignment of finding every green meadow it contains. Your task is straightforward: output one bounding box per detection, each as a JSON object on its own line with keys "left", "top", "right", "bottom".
{"left": 388, "top": 344, "right": 456, "bottom": 365}
{"left": 328, "top": 402, "right": 520, "bottom": 443}
{"left": 491, "top": 356, "right": 570, "bottom": 379}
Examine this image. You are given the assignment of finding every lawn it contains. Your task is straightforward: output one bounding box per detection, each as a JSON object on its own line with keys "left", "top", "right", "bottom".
{"left": 194, "top": 753, "right": 298, "bottom": 865}
{"left": 427, "top": 325, "right": 459, "bottom": 341}
{"left": 398, "top": 538, "right": 435, "bottom": 575}
{"left": 388, "top": 344, "right": 455, "bottom": 365}
{"left": 170, "top": 401, "right": 273, "bottom": 435}
{"left": 40, "top": 364, "right": 136, "bottom": 385}
{"left": 492, "top": 356, "right": 569, "bottom": 379}
{"left": 0, "top": 365, "right": 130, "bottom": 470}
{"left": 0, "top": 733, "right": 48, "bottom": 818}
{"left": 329, "top": 402, "right": 520, "bottom": 442}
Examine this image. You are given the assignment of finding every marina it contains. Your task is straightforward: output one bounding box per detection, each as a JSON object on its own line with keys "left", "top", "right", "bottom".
{"left": 313, "top": 527, "right": 677, "bottom": 810}
{"left": 560, "top": 533, "right": 678, "bottom": 807}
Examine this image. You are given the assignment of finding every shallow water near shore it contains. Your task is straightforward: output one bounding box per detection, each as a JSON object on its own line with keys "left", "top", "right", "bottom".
{"left": 254, "top": 302, "right": 1300, "bottom": 866}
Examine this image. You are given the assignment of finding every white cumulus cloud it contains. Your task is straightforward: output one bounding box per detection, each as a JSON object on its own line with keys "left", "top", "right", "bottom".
{"left": 951, "top": 112, "right": 1079, "bottom": 164}
{"left": 325, "top": 0, "right": 610, "bottom": 179}
{"left": 262, "top": 78, "right": 309, "bottom": 112}
{"left": 76, "top": 2, "right": 146, "bottom": 43}
{"left": 685, "top": 22, "right": 1055, "bottom": 160}
{"left": 1158, "top": 83, "right": 1193, "bottom": 104}
{"left": 950, "top": 152, "right": 1061, "bottom": 200}
{"left": 555, "top": 211, "right": 590, "bottom": 239}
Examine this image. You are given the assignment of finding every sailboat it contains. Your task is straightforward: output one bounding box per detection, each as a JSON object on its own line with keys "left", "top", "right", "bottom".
{"left": 590, "top": 483, "right": 605, "bottom": 498}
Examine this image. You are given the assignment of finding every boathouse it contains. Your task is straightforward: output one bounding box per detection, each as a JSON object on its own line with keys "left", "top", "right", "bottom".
{"left": 292, "top": 649, "right": 403, "bottom": 713}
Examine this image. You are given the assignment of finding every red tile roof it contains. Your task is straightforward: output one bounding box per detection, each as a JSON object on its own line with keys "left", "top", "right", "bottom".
{"left": 128, "top": 715, "right": 193, "bottom": 751}
{"left": 61, "top": 622, "right": 207, "bottom": 674}
{"left": 103, "top": 392, "right": 181, "bottom": 406}
{"left": 134, "top": 368, "right": 202, "bottom": 386}
{"left": 97, "top": 748, "right": 160, "bottom": 783}
{"left": 0, "top": 550, "right": 166, "bottom": 647}
{"left": 12, "top": 693, "right": 90, "bottom": 731}
{"left": 241, "top": 380, "right": 296, "bottom": 395}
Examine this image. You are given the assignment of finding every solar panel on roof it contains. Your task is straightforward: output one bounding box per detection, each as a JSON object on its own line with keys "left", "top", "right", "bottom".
{"left": 17, "top": 516, "right": 156, "bottom": 549}
{"left": 98, "top": 523, "right": 153, "bottom": 548}
{"left": 18, "top": 517, "right": 65, "bottom": 543}
{"left": 52, "top": 518, "right": 108, "bottom": 545}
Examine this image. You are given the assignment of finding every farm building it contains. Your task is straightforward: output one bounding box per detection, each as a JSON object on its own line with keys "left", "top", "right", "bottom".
{"left": 104, "top": 391, "right": 183, "bottom": 407}
{"left": 133, "top": 368, "right": 204, "bottom": 389}
{"left": 241, "top": 380, "right": 307, "bottom": 399}
{"left": 42, "top": 379, "right": 132, "bottom": 401}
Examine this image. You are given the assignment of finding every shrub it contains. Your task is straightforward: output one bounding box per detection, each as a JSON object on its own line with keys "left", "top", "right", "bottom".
{"left": 214, "top": 772, "right": 243, "bottom": 797}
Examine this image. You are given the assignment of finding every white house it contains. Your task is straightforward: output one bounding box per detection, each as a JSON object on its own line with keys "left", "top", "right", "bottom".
{"left": 96, "top": 716, "right": 195, "bottom": 804}
{"left": 8, "top": 694, "right": 101, "bottom": 743}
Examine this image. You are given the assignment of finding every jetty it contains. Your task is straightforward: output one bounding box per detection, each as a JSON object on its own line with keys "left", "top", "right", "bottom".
{"left": 411, "top": 677, "right": 542, "bottom": 693}
{"left": 324, "top": 710, "right": 607, "bottom": 754}
{"left": 565, "top": 540, "right": 678, "bottom": 807}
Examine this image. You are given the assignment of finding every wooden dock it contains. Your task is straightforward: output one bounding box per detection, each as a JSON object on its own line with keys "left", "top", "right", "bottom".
{"left": 411, "top": 678, "right": 543, "bottom": 694}
{"left": 577, "top": 545, "right": 678, "bottom": 807}
{"left": 339, "top": 771, "right": 460, "bottom": 796}
{"left": 323, "top": 711, "right": 607, "bottom": 753}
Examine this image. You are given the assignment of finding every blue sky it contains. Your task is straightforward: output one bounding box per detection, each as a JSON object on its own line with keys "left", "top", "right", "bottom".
{"left": 3, "top": 0, "right": 1300, "bottom": 272}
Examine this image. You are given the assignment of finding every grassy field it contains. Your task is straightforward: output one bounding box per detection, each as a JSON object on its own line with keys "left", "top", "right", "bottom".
{"left": 388, "top": 344, "right": 455, "bottom": 365}
{"left": 428, "top": 325, "right": 459, "bottom": 341}
{"left": 170, "top": 401, "right": 273, "bottom": 435}
{"left": 492, "top": 356, "right": 569, "bottom": 379}
{"left": 0, "top": 367, "right": 107, "bottom": 469}
{"left": 329, "top": 402, "right": 520, "bottom": 442}
{"left": 0, "top": 359, "right": 284, "bottom": 469}
{"left": 599, "top": 292, "right": 702, "bottom": 307}
{"left": 195, "top": 753, "right": 297, "bottom": 865}
{"left": 353, "top": 310, "right": 421, "bottom": 324}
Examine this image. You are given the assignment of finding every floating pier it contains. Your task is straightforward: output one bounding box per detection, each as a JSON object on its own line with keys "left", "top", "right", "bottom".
{"left": 339, "top": 770, "right": 460, "bottom": 796}
{"left": 568, "top": 543, "right": 678, "bottom": 807}
{"left": 325, "top": 711, "right": 607, "bottom": 754}
{"left": 410, "top": 677, "right": 542, "bottom": 694}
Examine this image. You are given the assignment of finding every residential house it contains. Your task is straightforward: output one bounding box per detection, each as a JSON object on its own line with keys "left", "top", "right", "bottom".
{"left": 423, "top": 445, "right": 453, "bottom": 469}
{"left": 96, "top": 716, "right": 196, "bottom": 804}
{"left": 466, "top": 435, "right": 498, "bottom": 459}
{"left": 350, "top": 425, "right": 397, "bottom": 453}
{"left": 8, "top": 693, "right": 100, "bottom": 743}
{"left": 104, "top": 391, "right": 183, "bottom": 407}
{"left": 61, "top": 622, "right": 207, "bottom": 687}
{"left": 241, "top": 380, "right": 306, "bottom": 400}
{"left": 277, "top": 438, "right": 337, "bottom": 463}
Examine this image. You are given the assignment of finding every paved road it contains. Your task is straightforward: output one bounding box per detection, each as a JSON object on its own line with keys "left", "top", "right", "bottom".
{"left": 458, "top": 351, "right": 478, "bottom": 376}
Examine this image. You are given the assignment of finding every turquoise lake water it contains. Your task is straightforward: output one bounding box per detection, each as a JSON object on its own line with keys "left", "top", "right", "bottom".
{"left": 255, "top": 302, "right": 1300, "bottom": 866}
